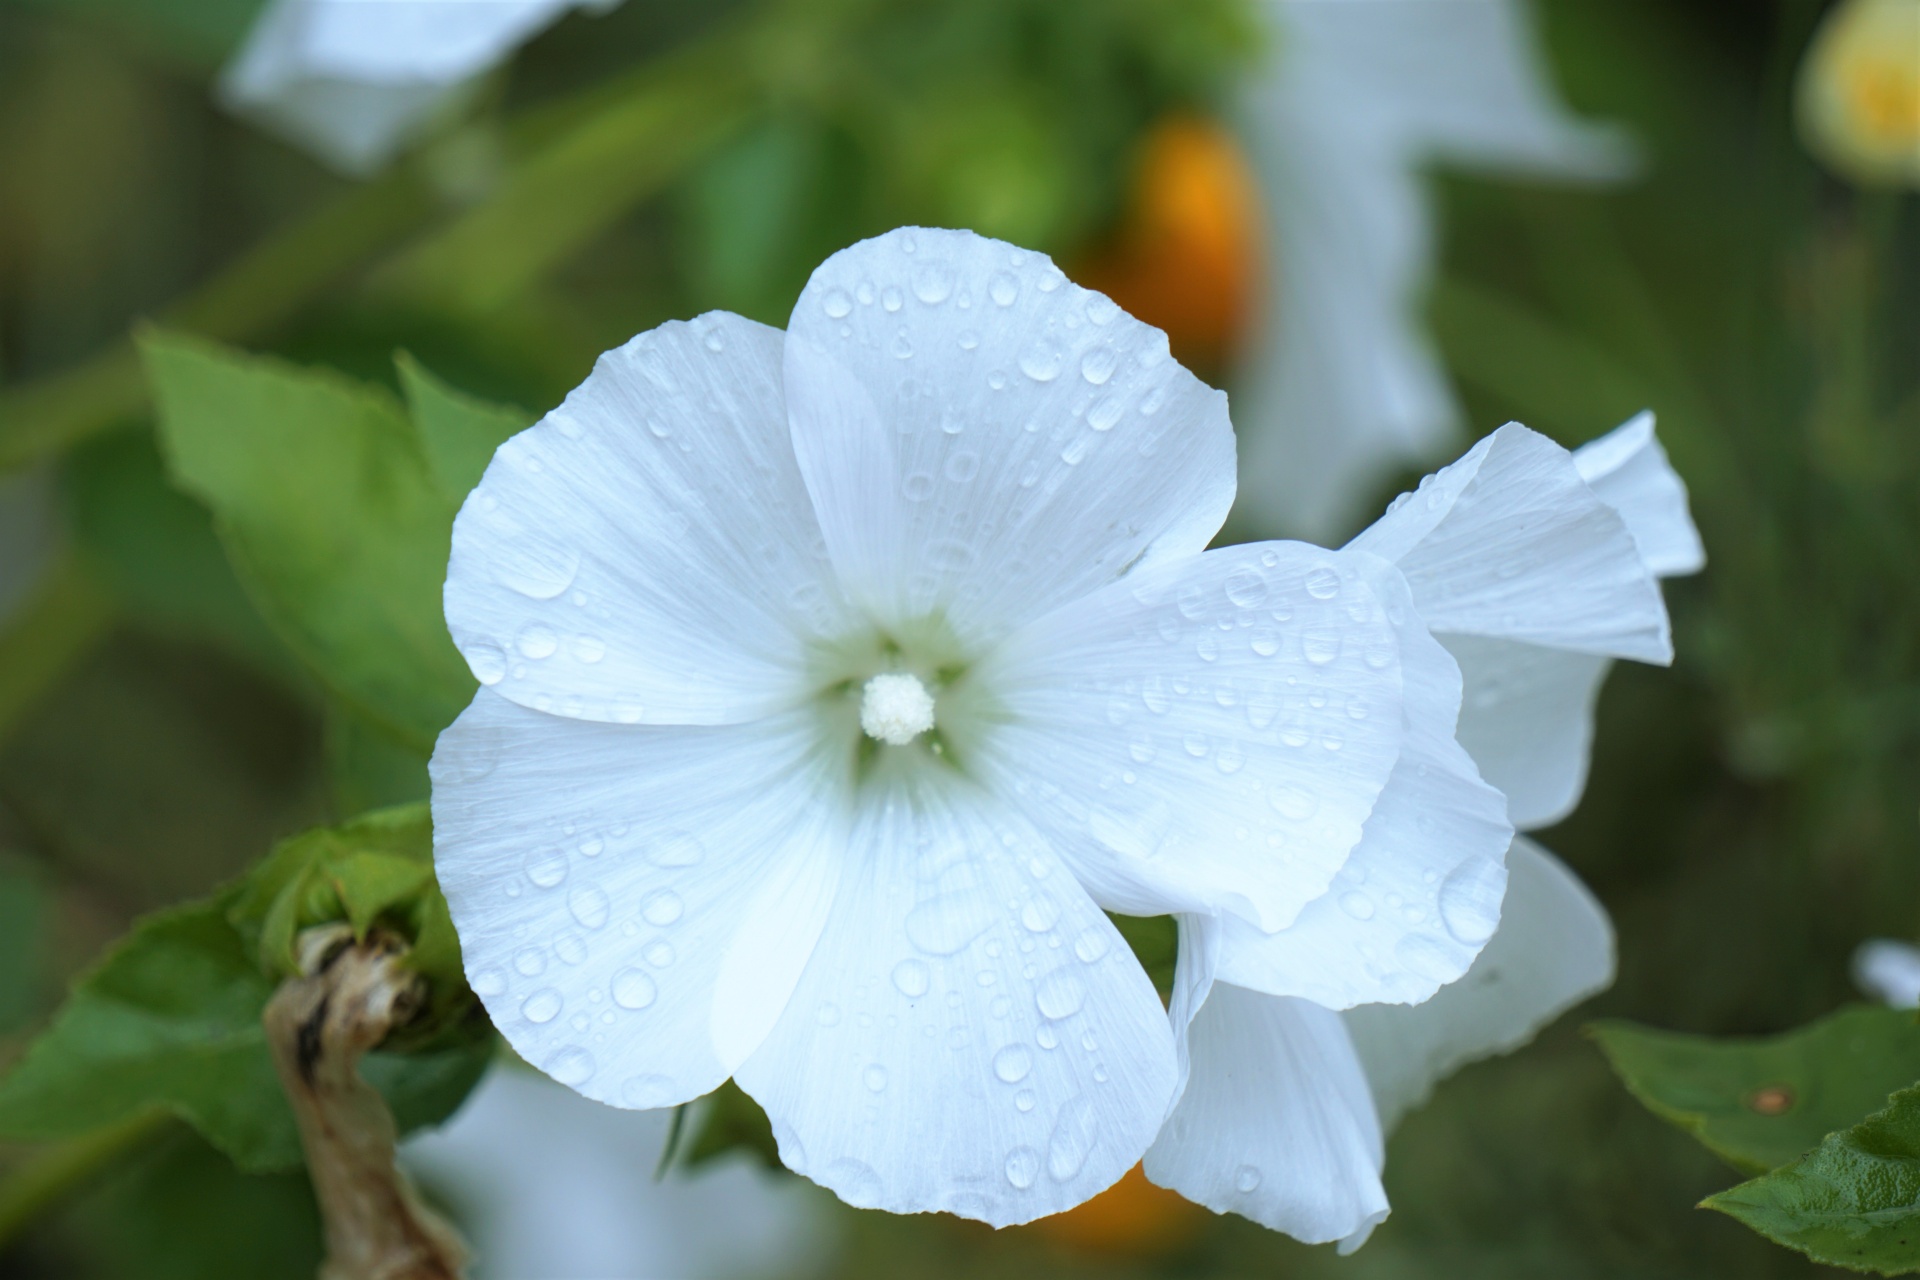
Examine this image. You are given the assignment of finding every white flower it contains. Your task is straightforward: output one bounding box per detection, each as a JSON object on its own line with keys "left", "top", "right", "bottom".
{"left": 1852, "top": 938, "right": 1920, "bottom": 1008}
{"left": 1145, "top": 414, "right": 1703, "bottom": 1247}
{"left": 402, "top": 1068, "right": 833, "bottom": 1279}
{"left": 1794, "top": 0, "right": 1920, "bottom": 189}
{"left": 220, "top": 0, "right": 608, "bottom": 175}
{"left": 1233, "top": 0, "right": 1636, "bottom": 539}
{"left": 430, "top": 226, "right": 1472, "bottom": 1224}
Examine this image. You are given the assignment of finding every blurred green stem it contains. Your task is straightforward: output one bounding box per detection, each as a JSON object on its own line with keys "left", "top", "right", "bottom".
{"left": 0, "top": 555, "right": 113, "bottom": 747}
{"left": 0, "top": 1110, "right": 171, "bottom": 1250}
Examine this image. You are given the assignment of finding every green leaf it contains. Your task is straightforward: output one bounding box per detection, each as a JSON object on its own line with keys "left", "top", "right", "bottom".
{"left": 1705, "top": 1084, "right": 1920, "bottom": 1275}
{"left": 0, "top": 889, "right": 304, "bottom": 1172}
{"left": 142, "top": 329, "right": 474, "bottom": 752}
{"left": 323, "top": 703, "right": 431, "bottom": 816}
{"left": 683, "top": 1079, "right": 779, "bottom": 1172}
{"left": 0, "top": 874, "right": 490, "bottom": 1174}
{"left": 397, "top": 352, "right": 532, "bottom": 502}
{"left": 1592, "top": 1006, "right": 1920, "bottom": 1176}
{"left": 64, "top": 429, "right": 303, "bottom": 689}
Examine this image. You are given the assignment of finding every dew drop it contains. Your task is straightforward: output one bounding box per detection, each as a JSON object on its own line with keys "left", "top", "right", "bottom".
{"left": 644, "top": 940, "right": 676, "bottom": 968}
{"left": 1439, "top": 857, "right": 1504, "bottom": 945}
{"left": 1015, "top": 1090, "right": 1036, "bottom": 1112}
{"left": 881, "top": 286, "right": 903, "bottom": 312}
{"left": 471, "top": 968, "right": 506, "bottom": 997}
{"left": 1225, "top": 567, "right": 1269, "bottom": 608}
{"left": 1072, "top": 929, "right": 1110, "bottom": 963}
{"left": 892, "top": 959, "right": 931, "bottom": 998}
{"left": 1047, "top": 1095, "right": 1098, "bottom": 1182}
{"left": 1305, "top": 567, "right": 1342, "bottom": 599}
{"left": 553, "top": 931, "right": 588, "bottom": 965}
{"left": 912, "top": 264, "right": 953, "bottom": 304}
{"left": 524, "top": 850, "right": 568, "bottom": 888}
{"left": 822, "top": 288, "right": 853, "bottom": 318}
{"left": 572, "top": 634, "right": 606, "bottom": 664}
{"left": 1021, "top": 893, "right": 1061, "bottom": 933}
{"left": 944, "top": 452, "right": 979, "bottom": 483}
{"left": 864, "top": 1064, "right": 889, "bottom": 1093}
{"left": 1339, "top": 891, "right": 1376, "bottom": 921}
{"left": 1302, "top": 632, "right": 1341, "bottom": 665}
{"left": 547, "top": 1046, "right": 595, "bottom": 1086}
{"left": 522, "top": 989, "right": 562, "bottom": 1023}
{"left": 495, "top": 544, "right": 579, "bottom": 601}
{"left": 517, "top": 625, "right": 558, "bottom": 660}
{"left": 641, "top": 890, "right": 683, "bottom": 926}
{"left": 514, "top": 947, "right": 547, "bottom": 977}
{"left": 611, "top": 968, "right": 657, "bottom": 1010}
{"left": 1270, "top": 786, "right": 1319, "bottom": 821}
{"left": 1235, "top": 1165, "right": 1263, "bottom": 1193}
{"left": 1005, "top": 1146, "right": 1040, "bottom": 1189}
{"left": 1080, "top": 346, "right": 1119, "bottom": 385}
{"left": 1035, "top": 969, "right": 1087, "bottom": 1019}
{"left": 989, "top": 272, "right": 1019, "bottom": 306}
{"left": 828, "top": 1159, "right": 883, "bottom": 1209}
{"left": 464, "top": 642, "right": 506, "bottom": 685}
{"left": 1019, "top": 340, "right": 1063, "bottom": 382}
{"left": 994, "top": 1044, "right": 1033, "bottom": 1083}
{"left": 569, "top": 885, "right": 611, "bottom": 930}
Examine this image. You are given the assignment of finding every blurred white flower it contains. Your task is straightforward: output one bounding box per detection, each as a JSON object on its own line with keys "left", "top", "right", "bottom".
{"left": 1146, "top": 414, "right": 1702, "bottom": 1248}
{"left": 1852, "top": 938, "right": 1920, "bottom": 1008}
{"left": 1795, "top": 0, "right": 1920, "bottom": 189}
{"left": 1234, "top": 0, "right": 1636, "bottom": 539}
{"left": 431, "top": 226, "right": 1475, "bottom": 1224}
{"left": 220, "top": 0, "right": 610, "bottom": 174}
{"left": 402, "top": 1067, "right": 833, "bottom": 1280}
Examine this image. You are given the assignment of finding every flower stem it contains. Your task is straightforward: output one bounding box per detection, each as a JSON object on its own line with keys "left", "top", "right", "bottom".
{"left": 265, "top": 926, "right": 468, "bottom": 1280}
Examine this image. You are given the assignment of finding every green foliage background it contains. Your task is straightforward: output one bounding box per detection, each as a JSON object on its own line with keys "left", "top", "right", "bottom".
{"left": 0, "top": 0, "right": 1913, "bottom": 1275}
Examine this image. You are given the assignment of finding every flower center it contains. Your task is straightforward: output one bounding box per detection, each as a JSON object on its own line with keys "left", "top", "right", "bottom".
{"left": 859, "top": 673, "right": 937, "bottom": 746}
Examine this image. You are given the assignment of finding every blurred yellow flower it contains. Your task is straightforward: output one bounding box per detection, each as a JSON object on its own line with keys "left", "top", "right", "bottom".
{"left": 1796, "top": 0, "right": 1920, "bottom": 186}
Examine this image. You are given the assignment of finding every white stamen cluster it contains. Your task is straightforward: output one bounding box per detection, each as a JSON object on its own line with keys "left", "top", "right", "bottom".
{"left": 859, "top": 673, "right": 936, "bottom": 746}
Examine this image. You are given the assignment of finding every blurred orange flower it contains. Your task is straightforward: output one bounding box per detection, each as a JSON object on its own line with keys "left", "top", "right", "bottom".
{"left": 1074, "top": 115, "right": 1263, "bottom": 376}
{"left": 1024, "top": 1162, "right": 1206, "bottom": 1257}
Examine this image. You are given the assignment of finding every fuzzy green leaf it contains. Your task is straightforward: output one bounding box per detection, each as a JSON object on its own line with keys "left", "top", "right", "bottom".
{"left": 0, "top": 877, "right": 488, "bottom": 1174}
{"left": 143, "top": 329, "right": 474, "bottom": 752}
{"left": 397, "top": 353, "right": 532, "bottom": 503}
{"left": 1592, "top": 1006, "right": 1920, "bottom": 1176}
{"left": 1706, "top": 1084, "right": 1920, "bottom": 1275}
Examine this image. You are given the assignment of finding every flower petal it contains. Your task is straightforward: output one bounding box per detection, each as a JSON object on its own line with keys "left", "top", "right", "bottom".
{"left": 1215, "top": 605, "right": 1512, "bottom": 1008}
{"left": 1573, "top": 411, "right": 1706, "bottom": 577}
{"left": 1446, "top": 635, "right": 1612, "bottom": 830}
{"left": 1233, "top": 0, "right": 1632, "bottom": 538}
{"left": 1145, "top": 979, "right": 1388, "bottom": 1246}
{"left": 733, "top": 777, "right": 1176, "bottom": 1226}
{"left": 1347, "top": 423, "right": 1670, "bottom": 663}
{"left": 974, "top": 543, "right": 1412, "bottom": 932}
{"left": 431, "top": 690, "right": 843, "bottom": 1109}
{"left": 401, "top": 1069, "right": 829, "bottom": 1280}
{"left": 782, "top": 227, "right": 1235, "bottom": 642}
{"left": 1342, "top": 837, "right": 1613, "bottom": 1132}
{"left": 1853, "top": 939, "right": 1920, "bottom": 1009}
{"left": 445, "top": 314, "right": 851, "bottom": 726}
{"left": 221, "top": 0, "right": 591, "bottom": 174}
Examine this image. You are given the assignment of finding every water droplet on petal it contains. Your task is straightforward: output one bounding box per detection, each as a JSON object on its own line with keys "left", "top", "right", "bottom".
{"left": 1005, "top": 1146, "right": 1040, "bottom": 1189}
{"left": 864, "top": 1064, "right": 889, "bottom": 1093}
{"left": 892, "top": 959, "right": 931, "bottom": 997}
{"left": 547, "top": 1046, "right": 595, "bottom": 1086}
{"left": 612, "top": 968, "right": 657, "bottom": 1009}
{"left": 641, "top": 890, "right": 683, "bottom": 926}
{"left": 989, "top": 272, "right": 1019, "bottom": 306}
{"left": 881, "top": 286, "right": 903, "bottom": 312}
{"left": 1305, "top": 567, "right": 1341, "bottom": 599}
{"left": 1225, "top": 567, "right": 1268, "bottom": 608}
{"left": 912, "top": 264, "right": 953, "bottom": 304}
{"left": 994, "top": 1044, "right": 1033, "bottom": 1083}
{"left": 1439, "top": 857, "right": 1504, "bottom": 945}
{"left": 1235, "top": 1165, "right": 1263, "bottom": 1193}
{"left": 1080, "top": 346, "right": 1118, "bottom": 385}
{"left": 522, "top": 989, "right": 562, "bottom": 1023}
{"left": 828, "top": 1159, "right": 883, "bottom": 1208}
{"left": 569, "top": 885, "right": 611, "bottom": 930}
{"left": 822, "top": 289, "right": 853, "bottom": 318}
{"left": 464, "top": 642, "right": 506, "bottom": 685}
{"left": 1035, "top": 969, "right": 1087, "bottom": 1019}
{"left": 1047, "top": 1095, "right": 1098, "bottom": 1182}
{"left": 1339, "top": 891, "right": 1375, "bottom": 921}
{"left": 1020, "top": 340, "right": 1063, "bottom": 382}
{"left": 524, "top": 850, "right": 568, "bottom": 888}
